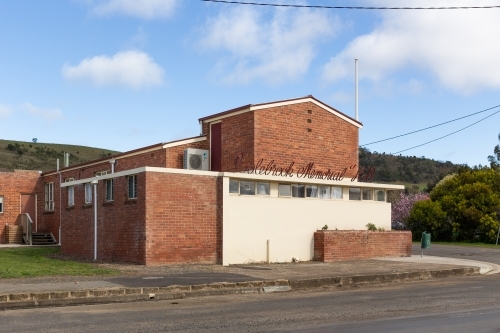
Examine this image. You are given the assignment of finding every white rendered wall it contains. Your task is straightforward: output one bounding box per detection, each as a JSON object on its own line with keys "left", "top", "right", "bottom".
{"left": 222, "top": 177, "right": 393, "bottom": 266}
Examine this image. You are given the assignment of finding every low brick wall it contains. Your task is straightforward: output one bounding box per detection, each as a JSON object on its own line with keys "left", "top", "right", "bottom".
{"left": 314, "top": 230, "right": 412, "bottom": 262}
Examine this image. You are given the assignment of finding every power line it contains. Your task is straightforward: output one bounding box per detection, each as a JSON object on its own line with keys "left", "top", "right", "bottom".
{"left": 200, "top": 0, "right": 500, "bottom": 10}
{"left": 361, "top": 104, "right": 500, "bottom": 147}
{"left": 391, "top": 108, "right": 500, "bottom": 155}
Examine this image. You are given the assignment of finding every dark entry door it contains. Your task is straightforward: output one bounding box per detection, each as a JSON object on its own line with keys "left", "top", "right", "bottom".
{"left": 21, "top": 194, "right": 37, "bottom": 232}
{"left": 211, "top": 122, "right": 222, "bottom": 171}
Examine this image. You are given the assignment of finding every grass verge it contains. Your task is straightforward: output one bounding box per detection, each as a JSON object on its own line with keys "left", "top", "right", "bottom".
{"left": 0, "top": 247, "right": 120, "bottom": 279}
{"left": 414, "top": 241, "right": 500, "bottom": 249}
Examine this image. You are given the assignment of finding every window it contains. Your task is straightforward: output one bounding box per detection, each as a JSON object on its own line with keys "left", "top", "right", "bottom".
{"left": 318, "top": 186, "right": 330, "bottom": 199}
{"left": 331, "top": 187, "right": 343, "bottom": 199}
{"left": 362, "top": 189, "right": 373, "bottom": 200}
{"left": 85, "top": 183, "right": 93, "bottom": 204}
{"left": 239, "top": 180, "right": 255, "bottom": 195}
{"left": 229, "top": 179, "right": 239, "bottom": 193}
{"left": 306, "top": 185, "right": 318, "bottom": 198}
{"left": 349, "top": 188, "right": 361, "bottom": 201}
{"left": 44, "top": 182, "right": 54, "bottom": 211}
{"left": 375, "top": 189, "right": 386, "bottom": 202}
{"left": 256, "top": 182, "right": 270, "bottom": 196}
{"left": 95, "top": 171, "right": 108, "bottom": 177}
{"left": 0, "top": 196, "right": 3, "bottom": 213}
{"left": 291, "top": 184, "right": 305, "bottom": 198}
{"left": 105, "top": 179, "right": 114, "bottom": 202}
{"left": 128, "top": 175, "right": 137, "bottom": 199}
{"left": 68, "top": 186, "right": 74, "bottom": 207}
{"left": 278, "top": 184, "right": 291, "bottom": 197}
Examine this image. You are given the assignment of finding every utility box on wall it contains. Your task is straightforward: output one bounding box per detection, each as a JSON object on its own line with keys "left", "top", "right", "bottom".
{"left": 183, "top": 148, "right": 209, "bottom": 171}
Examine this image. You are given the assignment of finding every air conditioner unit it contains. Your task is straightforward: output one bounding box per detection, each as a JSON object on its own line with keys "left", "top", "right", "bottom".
{"left": 183, "top": 148, "right": 209, "bottom": 171}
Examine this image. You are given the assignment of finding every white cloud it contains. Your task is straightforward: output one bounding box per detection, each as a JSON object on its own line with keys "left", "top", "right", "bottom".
{"left": 62, "top": 50, "right": 164, "bottom": 89}
{"left": 199, "top": 6, "right": 341, "bottom": 85}
{"left": 322, "top": 0, "right": 500, "bottom": 94}
{"left": 0, "top": 104, "right": 13, "bottom": 119}
{"left": 92, "top": 0, "right": 178, "bottom": 19}
{"left": 21, "top": 103, "right": 62, "bottom": 121}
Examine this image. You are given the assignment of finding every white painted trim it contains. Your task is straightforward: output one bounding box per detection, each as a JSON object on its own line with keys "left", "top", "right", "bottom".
{"left": 44, "top": 146, "right": 165, "bottom": 176}
{"left": 162, "top": 136, "right": 207, "bottom": 149}
{"left": 222, "top": 171, "right": 404, "bottom": 190}
{"left": 60, "top": 166, "right": 402, "bottom": 190}
{"left": 202, "top": 107, "right": 251, "bottom": 123}
{"left": 60, "top": 167, "right": 222, "bottom": 187}
{"left": 201, "top": 98, "right": 362, "bottom": 128}
{"left": 251, "top": 98, "right": 362, "bottom": 128}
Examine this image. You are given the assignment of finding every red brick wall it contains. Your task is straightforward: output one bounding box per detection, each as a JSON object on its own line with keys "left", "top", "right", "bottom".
{"left": 37, "top": 173, "right": 60, "bottom": 242}
{"left": 144, "top": 172, "right": 221, "bottom": 265}
{"left": 314, "top": 230, "right": 412, "bottom": 262}
{"left": 201, "top": 102, "right": 359, "bottom": 177}
{"left": 0, "top": 170, "right": 42, "bottom": 243}
{"left": 50, "top": 149, "right": 167, "bottom": 181}
{"left": 165, "top": 140, "right": 209, "bottom": 169}
{"left": 61, "top": 173, "right": 147, "bottom": 263}
{"left": 220, "top": 112, "right": 255, "bottom": 172}
{"left": 254, "top": 102, "right": 359, "bottom": 178}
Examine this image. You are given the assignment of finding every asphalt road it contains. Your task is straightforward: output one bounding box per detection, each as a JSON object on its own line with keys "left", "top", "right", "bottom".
{"left": 412, "top": 243, "right": 500, "bottom": 264}
{"left": 2, "top": 274, "right": 500, "bottom": 332}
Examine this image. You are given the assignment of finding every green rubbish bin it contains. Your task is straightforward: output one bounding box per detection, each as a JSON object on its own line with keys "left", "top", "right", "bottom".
{"left": 421, "top": 232, "right": 431, "bottom": 257}
{"left": 421, "top": 232, "right": 431, "bottom": 249}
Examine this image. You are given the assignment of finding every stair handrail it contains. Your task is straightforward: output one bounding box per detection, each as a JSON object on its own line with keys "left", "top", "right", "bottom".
{"left": 20, "top": 213, "right": 33, "bottom": 246}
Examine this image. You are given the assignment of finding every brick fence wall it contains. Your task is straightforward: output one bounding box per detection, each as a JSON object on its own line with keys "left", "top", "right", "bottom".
{"left": 314, "top": 230, "right": 412, "bottom": 262}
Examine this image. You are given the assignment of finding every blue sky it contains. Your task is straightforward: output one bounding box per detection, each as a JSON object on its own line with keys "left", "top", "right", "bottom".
{"left": 0, "top": 0, "right": 499, "bottom": 167}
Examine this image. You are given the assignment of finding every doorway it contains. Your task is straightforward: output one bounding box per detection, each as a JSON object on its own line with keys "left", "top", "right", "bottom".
{"left": 21, "top": 194, "right": 37, "bottom": 232}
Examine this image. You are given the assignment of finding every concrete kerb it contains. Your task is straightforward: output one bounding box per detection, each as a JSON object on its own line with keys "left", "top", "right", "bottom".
{"left": 0, "top": 267, "right": 480, "bottom": 310}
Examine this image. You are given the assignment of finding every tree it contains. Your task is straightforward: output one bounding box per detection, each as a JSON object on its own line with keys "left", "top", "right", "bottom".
{"left": 408, "top": 168, "right": 500, "bottom": 242}
{"left": 32, "top": 138, "right": 38, "bottom": 144}
{"left": 391, "top": 192, "right": 429, "bottom": 224}
{"left": 488, "top": 133, "right": 500, "bottom": 169}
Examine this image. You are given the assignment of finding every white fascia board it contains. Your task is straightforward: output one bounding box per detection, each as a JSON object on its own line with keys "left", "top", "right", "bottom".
{"left": 201, "top": 98, "right": 362, "bottom": 128}
{"left": 162, "top": 136, "right": 207, "bottom": 149}
{"left": 60, "top": 166, "right": 222, "bottom": 187}
{"left": 221, "top": 171, "right": 404, "bottom": 190}
{"left": 201, "top": 107, "right": 251, "bottom": 123}
{"left": 251, "top": 97, "right": 362, "bottom": 128}
{"left": 61, "top": 166, "right": 401, "bottom": 190}
{"left": 61, "top": 167, "right": 147, "bottom": 187}
{"left": 45, "top": 146, "right": 164, "bottom": 177}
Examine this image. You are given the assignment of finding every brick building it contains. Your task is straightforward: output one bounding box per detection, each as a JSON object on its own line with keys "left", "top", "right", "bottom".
{"left": 0, "top": 96, "right": 406, "bottom": 265}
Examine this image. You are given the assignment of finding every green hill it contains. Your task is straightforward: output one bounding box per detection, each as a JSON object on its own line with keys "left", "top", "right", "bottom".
{"left": 0, "top": 139, "right": 120, "bottom": 172}
{"left": 359, "top": 147, "right": 463, "bottom": 191}
{"left": 1, "top": 140, "right": 462, "bottom": 190}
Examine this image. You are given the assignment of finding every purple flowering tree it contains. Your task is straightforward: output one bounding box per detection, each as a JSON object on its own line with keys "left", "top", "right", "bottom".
{"left": 391, "top": 192, "right": 429, "bottom": 224}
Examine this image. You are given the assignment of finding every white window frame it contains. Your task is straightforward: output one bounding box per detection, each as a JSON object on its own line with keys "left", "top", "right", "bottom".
{"left": 228, "top": 179, "right": 270, "bottom": 196}
{"left": 375, "top": 189, "right": 386, "bottom": 202}
{"left": 0, "top": 196, "right": 3, "bottom": 214}
{"left": 128, "top": 175, "right": 137, "bottom": 199}
{"left": 45, "top": 182, "right": 54, "bottom": 211}
{"left": 105, "top": 179, "right": 114, "bottom": 202}
{"left": 68, "top": 186, "right": 74, "bottom": 207}
{"left": 84, "top": 183, "right": 93, "bottom": 204}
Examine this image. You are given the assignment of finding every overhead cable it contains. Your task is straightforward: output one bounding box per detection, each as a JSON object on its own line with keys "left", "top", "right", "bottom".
{"left": 361, "top": 104, "right": 500, "bottom": 147}
{"left": 200, "top": 0, "right": 500, "bottom": 10}
{"left": 391, "top": 108, "right": 500, "bottom": 155}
